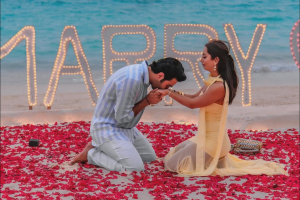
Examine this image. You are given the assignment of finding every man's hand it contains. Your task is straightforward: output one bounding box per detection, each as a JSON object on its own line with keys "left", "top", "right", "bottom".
{"left": 146, "top": 89, "right": 162, "bottom": 104}
{"left": 156, "top": 89, "right": 169, "bottom": 97}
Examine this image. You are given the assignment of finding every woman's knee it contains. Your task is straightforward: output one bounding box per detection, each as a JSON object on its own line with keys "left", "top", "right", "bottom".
{"left": 165, "top": 158, "right": 178, "bottom": 171}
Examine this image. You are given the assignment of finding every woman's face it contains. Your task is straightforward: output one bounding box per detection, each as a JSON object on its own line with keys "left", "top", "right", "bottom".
{"left": 200, "top": 46, "right": 216, "bottom": 72}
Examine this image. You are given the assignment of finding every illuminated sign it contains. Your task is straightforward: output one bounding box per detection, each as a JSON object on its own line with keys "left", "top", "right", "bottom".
{"left": 1, "top": 23, "right": 297, "bottom": 109}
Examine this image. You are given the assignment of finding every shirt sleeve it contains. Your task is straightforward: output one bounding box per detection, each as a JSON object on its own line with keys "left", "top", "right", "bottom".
{"left": 114, "top": 78, "right": 141, "bottom": 124}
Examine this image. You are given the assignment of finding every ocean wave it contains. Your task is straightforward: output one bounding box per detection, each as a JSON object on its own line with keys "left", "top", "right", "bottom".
{"left": 232, "top": 3, "right": 255, "bottom": 7}
{"left": 182, "top": 63, "right": 299, "bottom": 75}
{"left": 251, "top": 16, "right": 284, "bottom": 21}
{"left": 252, "top": 63, "right": 298, "bottom": 73}
{"left": 52, "top": 0, "right": 69, "bottom": 5}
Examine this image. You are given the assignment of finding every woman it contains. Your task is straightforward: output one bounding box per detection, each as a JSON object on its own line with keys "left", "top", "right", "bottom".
{"left": 158, "top": 40, "right": 288, "bottom": 176}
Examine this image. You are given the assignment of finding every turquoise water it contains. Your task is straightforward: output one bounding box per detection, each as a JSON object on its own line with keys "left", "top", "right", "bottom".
{"left": 1, "top": 0, "right": 299, "bottom": 79}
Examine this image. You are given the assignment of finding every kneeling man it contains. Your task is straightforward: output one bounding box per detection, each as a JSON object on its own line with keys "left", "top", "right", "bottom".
{"left": 70, "top": 58, "right": 186, "bottom": 171}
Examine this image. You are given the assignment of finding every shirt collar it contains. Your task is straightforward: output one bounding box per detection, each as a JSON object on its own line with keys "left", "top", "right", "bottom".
{"left": 142, "top": 60, "right": 150, "bottom": 86}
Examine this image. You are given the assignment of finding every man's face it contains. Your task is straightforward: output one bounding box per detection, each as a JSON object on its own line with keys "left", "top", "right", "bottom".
{"left": 151, "top": 77, "right": 178, "bottom": 89}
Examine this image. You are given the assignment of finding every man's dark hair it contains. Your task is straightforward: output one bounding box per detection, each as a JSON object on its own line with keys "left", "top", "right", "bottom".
{"left": 149, "top": 57, "right": 186, "bottom": 82}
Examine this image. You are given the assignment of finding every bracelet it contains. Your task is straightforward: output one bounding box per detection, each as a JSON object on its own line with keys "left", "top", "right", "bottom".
{"left": 173, "top": 90, "right": 184, "bottom": 96}
{"left": 145, "top": 97, "right": 150, "bottom": 105}
{"left": 168, "top": 89, "right": 173, "bottom": 95}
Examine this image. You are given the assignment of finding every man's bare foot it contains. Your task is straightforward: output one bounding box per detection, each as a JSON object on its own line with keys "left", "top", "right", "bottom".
{"left": 69, "top": 142, "right": 94, "bottom": 165}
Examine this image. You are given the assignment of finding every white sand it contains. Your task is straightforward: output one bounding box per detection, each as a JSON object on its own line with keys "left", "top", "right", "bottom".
{"left": 2, "top": 128, "right": 295, "bottom": 199}
{"left": 1, "top": 71, "right": 299, "bottom": 129}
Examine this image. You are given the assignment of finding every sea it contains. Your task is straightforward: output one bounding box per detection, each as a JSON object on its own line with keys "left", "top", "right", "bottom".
{"left": 1, "top": 0, "right": 299, "bottom": 85}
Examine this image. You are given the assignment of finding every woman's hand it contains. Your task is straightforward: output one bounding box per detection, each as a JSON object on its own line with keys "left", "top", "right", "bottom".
{"left": 157, "top": 89, "right": 169, "bottom": 97}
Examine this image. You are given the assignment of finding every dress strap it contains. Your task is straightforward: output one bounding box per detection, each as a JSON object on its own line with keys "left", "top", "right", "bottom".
{"left": 203, "top": 75, "right": 223, "bottom": 91}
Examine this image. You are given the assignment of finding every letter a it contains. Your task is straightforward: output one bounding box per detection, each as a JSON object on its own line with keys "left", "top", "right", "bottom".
{"left": 44, "top": 26, "right": 99, "bottom": 109}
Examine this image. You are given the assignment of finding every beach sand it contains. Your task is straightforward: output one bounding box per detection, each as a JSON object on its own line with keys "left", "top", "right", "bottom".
{"left": 1, "top": 70, "right": 299, "bottom": 129}
{"left": 1, "top": 121, "right": 298, "bottom": 199}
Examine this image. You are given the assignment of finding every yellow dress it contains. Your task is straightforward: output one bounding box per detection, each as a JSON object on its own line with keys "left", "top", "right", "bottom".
{"left": 164, "top": 75, "right": 288, "bottom": 176}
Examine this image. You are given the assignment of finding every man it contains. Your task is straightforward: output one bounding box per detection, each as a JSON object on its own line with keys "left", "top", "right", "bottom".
{"left": 70, "top": 57, "right": 186, "bottom": 171}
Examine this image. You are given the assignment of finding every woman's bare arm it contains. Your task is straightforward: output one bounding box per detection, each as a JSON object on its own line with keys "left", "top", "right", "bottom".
{"left": 179, "top": 85, "right": 207, "bottom": 98}
{"left": 167, "top": 82, "right": 225, "bottom": 109}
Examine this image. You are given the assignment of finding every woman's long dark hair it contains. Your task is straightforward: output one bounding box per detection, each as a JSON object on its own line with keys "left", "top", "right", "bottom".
{"left": 205, "top": 39, "right": 239, "bottom": 104}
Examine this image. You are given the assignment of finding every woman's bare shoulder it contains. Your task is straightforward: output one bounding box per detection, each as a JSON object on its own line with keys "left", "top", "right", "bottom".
{"left": 208, "top": 81, "right": 225, "bottom": 93}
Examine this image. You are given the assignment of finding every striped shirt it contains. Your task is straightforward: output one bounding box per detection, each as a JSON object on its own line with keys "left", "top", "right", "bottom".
{"left": 90, "top": 61, "right": 149, "bottom": 146}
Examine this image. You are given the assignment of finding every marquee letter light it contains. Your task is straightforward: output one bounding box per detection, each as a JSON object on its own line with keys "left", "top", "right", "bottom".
{"left": 164, "top": 24, "right": 219, "bottom": 88}
{"left": 44, "top": 26, "right": 99, "bottom": 109}
{"left": 0, "top": 26, "right": 37, "bottom": 110}
{"left": 224, "top": 23, "right": 266, "bottom": 106}
{"left": 101, "top": 25, "right": 156, "bottom": 83}
{"left": 290, "top": 20, "right": 300, "bottom": 69}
